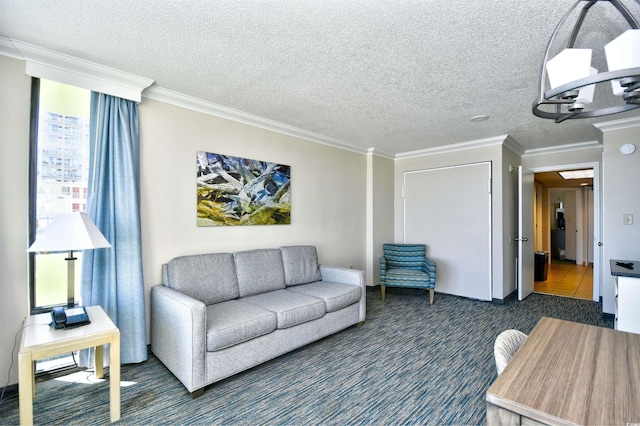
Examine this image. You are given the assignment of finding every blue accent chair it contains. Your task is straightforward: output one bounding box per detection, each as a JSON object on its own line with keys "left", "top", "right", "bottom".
{"left": 380, "top": 243, "right": 437, "bottom": 304}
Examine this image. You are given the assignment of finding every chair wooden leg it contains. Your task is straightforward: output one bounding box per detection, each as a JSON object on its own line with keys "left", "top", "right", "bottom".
{"left": 381, "top": 285, "right": 386, "bottom": 302}
{"left": 429, "top": 288, "right": 434, "bottom": 305}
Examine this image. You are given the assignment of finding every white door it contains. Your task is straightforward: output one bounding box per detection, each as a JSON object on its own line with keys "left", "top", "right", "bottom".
{"left": 404, "top": 162, "right": 492, "bottom": 301}
{"left": 518, "top": 166, "right": 535, "bottom": 300}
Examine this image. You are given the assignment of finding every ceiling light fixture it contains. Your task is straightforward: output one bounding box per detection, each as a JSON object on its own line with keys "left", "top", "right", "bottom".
{"left": 558, "top": 169, "right": 594, "bottom": 179}
{"left": 533, "top": 0, "right": 640, "bottom": 123}
{"left": 470, "top": 115, "right": 490, "bottom": 122}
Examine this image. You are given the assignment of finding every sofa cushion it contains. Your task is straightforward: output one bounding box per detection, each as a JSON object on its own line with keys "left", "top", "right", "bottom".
{"left": 287, "top": 281, "right": 361, "bottom": 313}
{"left": 234, "top": 249, "right": 286, "bottom": 297}
{"left": 280, "top": 245, "right": 323, "bottom": 286}
{"left": 165, "top": 253, "right": 238, "bottom": 305}
{"left": 206, "top": 300, "right": 277, "bottom": 352}
{"left": 241, "top": 289, "right": 326, "bottom": 329}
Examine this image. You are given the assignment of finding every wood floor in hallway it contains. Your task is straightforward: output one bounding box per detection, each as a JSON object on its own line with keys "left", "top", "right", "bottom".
{"left": 534, "top": 261, "right": 593, "bottom": 300}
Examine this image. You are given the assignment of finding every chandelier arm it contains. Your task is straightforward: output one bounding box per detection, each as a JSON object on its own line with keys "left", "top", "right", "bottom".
{"left": 536, "top": 0, "right": 584, "bottom": 103}
{"left": 555, "top": 112, "right": 581, "bottom": 123}
{"left": 568, "top": 1, "right": 598, "bottom": 47}
{"left": 532, "top": 102, "right": 640, "bottom": 121}
{"left": 609, "top": 0, "right": 640, "bottom": 29}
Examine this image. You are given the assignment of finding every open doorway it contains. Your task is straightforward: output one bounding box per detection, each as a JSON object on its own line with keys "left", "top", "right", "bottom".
{"left": 533, "top": 167, "right": 595, "bottom": 301}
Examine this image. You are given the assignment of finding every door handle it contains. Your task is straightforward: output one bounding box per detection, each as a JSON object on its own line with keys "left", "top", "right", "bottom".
{"left": 514, "top": 237, "right": 529, "bottom": 242}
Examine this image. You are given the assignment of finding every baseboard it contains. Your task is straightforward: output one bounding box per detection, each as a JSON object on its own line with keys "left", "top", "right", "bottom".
{"left": 602, "top": 312, "right": 615, "bottom": 321}
{"left": 0, "top": 382, "right": 18, "bottom": 399}
{"left": 493, "top": 290, "right": 517, "bottom": 305}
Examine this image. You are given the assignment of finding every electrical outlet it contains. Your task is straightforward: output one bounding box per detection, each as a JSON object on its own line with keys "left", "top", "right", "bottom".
{"left": 623, "top": 214, "right": 633, "bottom": 225}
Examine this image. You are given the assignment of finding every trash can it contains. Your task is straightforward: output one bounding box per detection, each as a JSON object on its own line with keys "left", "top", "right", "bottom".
{"left": 558, "top": 248, "right": 566, "bottom": 261}
{"left": 535, "top": 251, "right": 549, "bottom": 281}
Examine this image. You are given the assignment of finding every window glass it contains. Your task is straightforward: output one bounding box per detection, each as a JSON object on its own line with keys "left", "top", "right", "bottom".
{"left": 32, "top": 80, "right": 91, "bottom": 310}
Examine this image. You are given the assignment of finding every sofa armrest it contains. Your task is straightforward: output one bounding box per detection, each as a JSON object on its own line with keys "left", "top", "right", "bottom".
{"left": 151, "top": 285, "right": 207, "bottom": 393}
{"left": 319, "top": 265, "right": 366, "bottom": 323}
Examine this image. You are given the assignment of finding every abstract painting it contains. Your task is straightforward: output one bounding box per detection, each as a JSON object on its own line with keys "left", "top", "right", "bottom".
{"left": 197, "top": 151, "right": 291, "bottom": 226}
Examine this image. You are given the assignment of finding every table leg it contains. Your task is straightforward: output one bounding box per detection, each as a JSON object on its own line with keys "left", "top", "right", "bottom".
{"left": 95, "top": 346, "right": 104, "bottom": 379}
{"left": 19, "top": 352, "right": 34, "bottom": 426}
{"left": 109, "top": 336, "right": 121, "bottom": 422}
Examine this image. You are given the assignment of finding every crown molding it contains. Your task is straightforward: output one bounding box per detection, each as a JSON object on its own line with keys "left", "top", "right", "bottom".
{"left": 502, "top": 135, "right": 526, "bottom": 157}
{"left": 522, "top": 140, "right": 603, "bottom": 157}
{"left": 0, "top": 37, "right": 21, "bottom": 59}
{"left": 367, "top": 147, "right": 395, "bottom": 160}
{"left": 395, "top": 135, "right": 511, "bottom": 160}
{"left": 592, "top": 116, "right": 640, "bottom": 133}
{"left": 2, "top": 38, "right": 153, "bottom": 102}
{"left": 143, "top": 85, "right": 368, "bottom": 155}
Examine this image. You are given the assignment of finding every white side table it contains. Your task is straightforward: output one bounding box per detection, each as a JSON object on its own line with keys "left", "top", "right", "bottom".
{"left": 18, "top": 305, "right": 120, "bottom": 425}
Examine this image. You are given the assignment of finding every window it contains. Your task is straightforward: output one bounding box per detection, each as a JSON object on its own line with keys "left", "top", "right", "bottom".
{"left": 29, "top": 79, "right": 91, "bottom": 313}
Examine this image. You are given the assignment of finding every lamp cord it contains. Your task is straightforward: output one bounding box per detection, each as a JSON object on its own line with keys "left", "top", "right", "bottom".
{"left": 0, "top": 318, "right": 25, "bottom": 401}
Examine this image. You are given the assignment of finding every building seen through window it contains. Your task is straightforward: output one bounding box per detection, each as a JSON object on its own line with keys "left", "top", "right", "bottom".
{"left": 32, "top": 79, "right": 90, "bottom": 310}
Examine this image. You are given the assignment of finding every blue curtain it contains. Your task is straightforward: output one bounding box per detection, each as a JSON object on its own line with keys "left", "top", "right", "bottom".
{"left": 81, "top": 92, "right": 147, "bottom": 364}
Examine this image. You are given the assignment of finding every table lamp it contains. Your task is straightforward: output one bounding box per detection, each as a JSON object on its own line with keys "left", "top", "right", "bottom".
{"left": 28, "top": 212, "right": 111, "bottom": 309}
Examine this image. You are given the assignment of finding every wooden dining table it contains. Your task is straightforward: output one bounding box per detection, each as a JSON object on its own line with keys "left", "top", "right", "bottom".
{"left": 486, "top": 316, "right": 640, "bottom": 425}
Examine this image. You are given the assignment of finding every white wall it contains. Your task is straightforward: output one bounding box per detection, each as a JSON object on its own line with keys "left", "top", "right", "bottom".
{"left": 601, "top": 124, "right": 640, "bottom": 314}
{"left": 138, "top": 98, "right": 368, "bottom": 340}
{"left": 366, "top": 152, "right": 394, "bottom": 286}
{"left": 0, "top": 55, "right": 31, "bottom": 387}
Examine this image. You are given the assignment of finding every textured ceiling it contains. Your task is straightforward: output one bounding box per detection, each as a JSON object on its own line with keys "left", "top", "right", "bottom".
{"left": 1, "top": 0, "right": 639, "bottom": 155}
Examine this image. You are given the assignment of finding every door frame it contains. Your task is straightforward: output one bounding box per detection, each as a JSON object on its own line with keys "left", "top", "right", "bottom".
{"left": 529, "top": 162, "right": 600, "bottom": 302}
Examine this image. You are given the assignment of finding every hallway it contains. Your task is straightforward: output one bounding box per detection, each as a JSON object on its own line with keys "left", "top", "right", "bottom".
{"left": 534, "top": 261, "right": 593, "bottom": 300}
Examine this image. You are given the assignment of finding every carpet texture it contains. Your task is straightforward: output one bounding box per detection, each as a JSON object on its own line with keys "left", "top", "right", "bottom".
{"left": 1, "top": 289, "right": 613, "bottom": 425}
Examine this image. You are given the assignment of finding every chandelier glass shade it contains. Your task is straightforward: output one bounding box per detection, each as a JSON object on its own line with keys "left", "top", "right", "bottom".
{"left": 533, "top": 0, "right": 640, "bottom": 123}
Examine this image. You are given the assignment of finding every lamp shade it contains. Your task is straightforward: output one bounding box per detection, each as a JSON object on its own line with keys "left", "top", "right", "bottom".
{"left": 546, "top": 48, "right": 597, "bottom": 103}
{"left": 605, "top": 29, "right": 640, "bottom": 95}
{"left": 28, "top": 212, "right": 111, "bottom": 252}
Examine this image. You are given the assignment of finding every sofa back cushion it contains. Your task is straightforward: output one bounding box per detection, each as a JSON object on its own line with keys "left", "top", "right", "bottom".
{"left": 280, "top": 245, "right": 322, "bottom": 286}
{"left": 234, "top": 249, "right": 286, "bottom": 297}
{"left": 163, "top": 253, "right": 239, "bottom": 305}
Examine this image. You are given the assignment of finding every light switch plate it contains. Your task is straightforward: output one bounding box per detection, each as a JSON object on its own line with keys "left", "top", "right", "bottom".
{"left": 623, "top": 214, "right": 633, "bottom": 225}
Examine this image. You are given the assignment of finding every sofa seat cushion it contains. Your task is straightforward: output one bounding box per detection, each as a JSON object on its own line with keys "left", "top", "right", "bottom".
{"left": 287, "top": 281, "right": 361, "bottom": 313}
{"left": 206, "top": 300, "right": 277, "bottom": 352}
{"left": 280, "top": 245, "right": 322, "bottom": 286}
{"left": 234, "top": 249, "right": 287, "bottom": 297}
{"left": 241, "top": 289, "right": 326, "bottom": 329}
{"left": 385, "top": 268, "right": 431, "bottom": 288}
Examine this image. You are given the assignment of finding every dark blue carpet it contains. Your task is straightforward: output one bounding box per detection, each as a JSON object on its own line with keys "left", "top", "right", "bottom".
{"left": 1, "top": 289, "right": 612, "bottom": 425}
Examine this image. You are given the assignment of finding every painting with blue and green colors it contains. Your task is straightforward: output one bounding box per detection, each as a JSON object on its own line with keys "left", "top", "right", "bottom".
{"left": 196, "top": 151, "right": 291, "bottom": 226}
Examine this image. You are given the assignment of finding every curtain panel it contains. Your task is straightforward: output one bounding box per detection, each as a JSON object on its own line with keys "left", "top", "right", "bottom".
{"left": 81, "top": 92, "right": 147, "bottom": 364}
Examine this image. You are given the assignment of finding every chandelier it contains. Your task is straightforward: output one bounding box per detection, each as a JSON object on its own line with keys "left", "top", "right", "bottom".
{"left": 532, "top": 0, "right": 640, "bottom": 123}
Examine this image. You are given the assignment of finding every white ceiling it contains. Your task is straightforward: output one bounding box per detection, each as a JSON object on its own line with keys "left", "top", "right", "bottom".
{"left": 1, "top": 0, "right": 639, "bottom": 155}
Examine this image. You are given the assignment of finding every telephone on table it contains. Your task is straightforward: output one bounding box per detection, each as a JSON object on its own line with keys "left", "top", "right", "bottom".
{"left": 50, "top": 306, "right": 91, "bottom": 329}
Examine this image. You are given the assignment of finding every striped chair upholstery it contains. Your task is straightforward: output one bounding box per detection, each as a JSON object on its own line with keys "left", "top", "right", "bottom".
{"left": 379, "top": 243, "right": 437, "bottom": 304}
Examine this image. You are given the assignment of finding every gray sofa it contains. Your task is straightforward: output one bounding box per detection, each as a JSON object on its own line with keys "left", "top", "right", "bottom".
{"left": 150, "top": 245, "right": 366, "bottom": 396}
